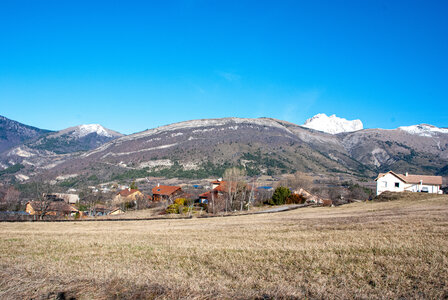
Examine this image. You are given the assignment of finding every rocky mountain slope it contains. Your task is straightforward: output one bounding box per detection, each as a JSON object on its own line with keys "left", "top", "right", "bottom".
{"left": 0, "top": 115, "right": 51, "bottom": 156}
{"left": 28, "top": 124, "right": 123, "bottom": 154}
{"left": 1, "top": 115, "right": 447, "bottom": 184}
{"left": 0, "top": 122, "right": 123, "bottom": 175}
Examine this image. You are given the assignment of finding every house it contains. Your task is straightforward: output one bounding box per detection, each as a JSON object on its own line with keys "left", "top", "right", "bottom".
{"left": 25, "top": 201, "right": 79, "bottom": 217}
{"left": 46, "top": 193, "right": 79, "bottom": 204}
{"left": 109, "top": 208, "right": 125, "bottom": 215}
{"left": 89, "top": 204, "right": 124, "bottom": 216}
{"left": 114, "top": 188, "right": 145, "bottom": 202}
{"left": 152, "top": 184, "right": 182, "bottom": 201}
{"left": 198, "top": 181, "right": 229, "bottom": 205}
{"left": 375, "top": 171, "right": 443, "bottom": 195}
{"left": 211, "top": 179, "right": 223, "bottom": 189}
{"left": 90, "top": 204, "right": 110, "bottom": 216}
{"left": 293, "top": 188, "right": 331, "bottom": 205}
{"left": 198, "top": 191, "right": 211, "bottom": 204}
{"left": 199, "top": 180, "right": 253, "bottom": 204}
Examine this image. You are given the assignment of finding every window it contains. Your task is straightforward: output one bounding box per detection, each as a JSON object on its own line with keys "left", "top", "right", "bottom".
{"left": 395, "top": 182, "right": 400, "bottom": 188}
{"left": 383, "top": 181, "right": 387, "bottom": 187}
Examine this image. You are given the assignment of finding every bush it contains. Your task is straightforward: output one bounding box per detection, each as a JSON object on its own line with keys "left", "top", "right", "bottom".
{"left": 174, "top": 198, "right": 186, "bottom": 206}
{"left": 166, "top": 204, "right": 179, "bottom": 214}
{"left": 125, "top": 201, "right": 136, "bottom": 210}
{"left": 270, "top": 186, "right": 291, "bottom": 205}
{"left": 166, "top": 198, "right": 190, "bottom": 214}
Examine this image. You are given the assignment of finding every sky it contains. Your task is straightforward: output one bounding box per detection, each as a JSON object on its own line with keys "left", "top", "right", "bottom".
{"left": 0, "top": 0, "right": 447, "bottom": 134}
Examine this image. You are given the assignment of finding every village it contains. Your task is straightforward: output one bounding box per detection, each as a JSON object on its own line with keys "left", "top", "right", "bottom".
{"left": 0, "top": 169, "right": 444, "bottom": 221}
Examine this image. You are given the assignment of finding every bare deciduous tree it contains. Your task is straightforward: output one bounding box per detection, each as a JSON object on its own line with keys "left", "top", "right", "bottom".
{"left": 255, "top": 188, "right": 274, "bottom": 206}
{"left": 223, "top": 167, "right": 247, "bottom": 212}
{"left": 80, "top": 188, "right": 101, "bottom": 216}
{"left": 278, "top": 171, "right": 314, "bottom": 192}
{"left": 135, "top": 193, "right": 147, "bottom": 210}
{"left": 33, "top": 181, "right": 52, "bottom": 220}
{"left": 0, "top": 186, "right": 21, "bottom": 211}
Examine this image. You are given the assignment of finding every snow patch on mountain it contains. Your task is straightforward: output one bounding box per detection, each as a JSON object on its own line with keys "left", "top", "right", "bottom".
{"left": 302, "top": 114, "right": 363, "bottom": 134}
{"left": 73, "top": 124, "right": 113, "bottom": 138}
{"left": 398, "top": 124, "right": 448, "bottom": 137}
{"left": 51, "top": 124, "right": 123, "bottom": 139}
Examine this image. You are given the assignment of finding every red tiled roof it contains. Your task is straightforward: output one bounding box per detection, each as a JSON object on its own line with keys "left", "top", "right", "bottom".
{"left": 117, "top": 189, "right": 140, "bottom": 197}
{"left": 375, "top": 171, "right": 442, "bottom": 185}
{"left": 152, "top": 185, "right": 181, "bottom": 196}
{"left": 213, "top": 182, "right": 227, "bottom": 192}
{"left": 199, "top": 191, "right": 210, "bottom": 198}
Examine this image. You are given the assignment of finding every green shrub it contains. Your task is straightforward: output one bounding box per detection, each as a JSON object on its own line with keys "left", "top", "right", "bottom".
{"left": 270, "top": 186, "right": 291, "bottom": 205}
{"left": 166, "top": 204, "right": 179, "bottom": 214}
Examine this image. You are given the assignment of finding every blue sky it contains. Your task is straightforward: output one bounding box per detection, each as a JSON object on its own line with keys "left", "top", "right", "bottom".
{"left": 1, "top": 0, "right": 447, "bottom": 134}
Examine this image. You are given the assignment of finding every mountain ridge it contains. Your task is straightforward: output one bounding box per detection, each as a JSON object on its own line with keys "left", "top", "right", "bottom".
{"left": 1, "top": 115, "right": 447, "bottom": 184}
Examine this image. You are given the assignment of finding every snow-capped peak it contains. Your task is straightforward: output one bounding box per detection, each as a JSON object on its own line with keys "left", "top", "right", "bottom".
{"left": 398, "top": 124, "right": 448, "bottom": 137}
{"left": 73, "top": 124, "right": 112, "bottom": 138}
{"left": 302, "top": 113, "right": 363, "bottom": 134}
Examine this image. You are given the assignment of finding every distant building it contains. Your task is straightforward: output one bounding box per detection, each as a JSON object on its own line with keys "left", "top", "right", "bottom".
{"left": 152, "top": 184, "right": 182, "bottom": 201}
{"left": 90, "top": 204, "right": 124, "bottom": 216}
{"left": 375, "top": 171, "right": 443, "bottom": 195}
{"left": 114, "top": 188, "right": 145, "bottom": 203}
{"left": 109, "top": 208, "right": 125, "bottom": 215}
{"left": 293, "top": 188, "right": 331, "bottom": 205}
{"left": 25, "top": 201, "right": 78, "bottom": 217}
{"left": 211, "top": 179, "right": 223, "bottom": 190}
{"left": 199, "top": 180, "right": 254, "bottom": 205}
{"left": 47, "top": 193, "right": 79, "bottom": 204}
{"left": 199, "top": 180, "right": 228, "bottom": 204}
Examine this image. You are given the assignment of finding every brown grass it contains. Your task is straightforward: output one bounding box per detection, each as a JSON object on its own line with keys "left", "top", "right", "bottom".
{"left": 1, "top": 193, "right": 447, "bottom": 299}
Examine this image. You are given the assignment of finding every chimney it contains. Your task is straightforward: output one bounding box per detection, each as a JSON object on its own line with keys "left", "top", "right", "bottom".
{"left": 128, "top": 188, "right": 130, "bottom": 191}
{"left": 405, "top": 172, "right": 408, "bottom": 176}
{"left": 157, "top": 183, "right": 160, "bottom": 187}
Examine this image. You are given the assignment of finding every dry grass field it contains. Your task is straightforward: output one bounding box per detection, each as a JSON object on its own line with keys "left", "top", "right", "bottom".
{"left": 1, "top": 193, "right": 447, "bottom": 299}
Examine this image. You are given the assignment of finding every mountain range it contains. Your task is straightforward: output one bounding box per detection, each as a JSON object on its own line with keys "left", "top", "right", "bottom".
{"left": 0, "top": 114, "right": 447, "bottom": 185}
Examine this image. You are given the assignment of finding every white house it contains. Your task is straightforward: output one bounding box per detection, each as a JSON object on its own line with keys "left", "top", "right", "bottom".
{"left": 375, "top": 171, "right": 443, "bottom": 196}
